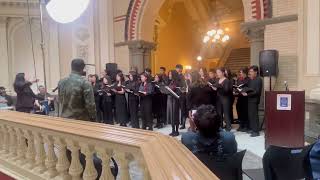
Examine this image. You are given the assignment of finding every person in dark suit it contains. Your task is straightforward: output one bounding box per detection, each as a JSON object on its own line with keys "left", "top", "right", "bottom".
{"left": 235, "top": 67, "right": 250, "bottom": 132}
{"left": 242, "top": 65, "right": 263, "bottom": 137}
{"left": 112, "top": 72, "right": 128, "bottom": 127}
{"left": 153, "top": 74, "right": 166, "bottom": 129}
{"left": 139, "top": 73, "right": 154, "bottom": 130}
{"left": 167, "top": 70, "right": 181, "bottom": 136}
{"left": 126, "top": 71, "right": 140, "bottom": 128}
{"left": 89, "top": 74, "right": 102, "bottom": 122}
{"left": 175, "top": 64, "right": 188, "bottom": 130}
{"left": 215, "top": 68, "right": 233, "bottom": 131}
{"left": 208, "top": 68, "right": 218, "bottom": 106}
{"left": 100, "top": 76, "right": 114, "bottom": 125}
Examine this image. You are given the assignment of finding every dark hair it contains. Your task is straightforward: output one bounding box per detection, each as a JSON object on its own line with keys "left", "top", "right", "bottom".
{"left": 155, "top": 74, "right": 163, "bottom": 82}
{"left": 175, "top": 64, "right": 183, "bottom": 70}
{"left": 129, "top": 71, "right": 138, "bottom": 81}
{"left": 102, "top": 76, "right": 112, "bottom": 85}
{"left": 209, "top": 68, "right": 216, "bottom": 73}
{"left": 13, "top": 73, "right": 27, "bottom": 92}
{"left": 216, "top": 67, "right": 226, "bottom": 77}
{"left": 239, "top": 67, "right": 249, "bottom": 75}
{"left": 249, "top": 65, "right": 259, "bottom": 73}
{"left": 71, "top": 59, "right": 85, "bottom": 72}
{"left": 225, "top": 68, "right": 232, "bottom": 79}
{"left": 145, "top": 68, "right": 152, "bottom": 74}
{"left": 116, "top": 72, "right": 125, "bottom": 83}
{"left": 199, "top": 67, "right": 208, "bottom": 76}
{"left": 194, "top": 105, "right": 221, "bottom": 138}
{"left": 160, "top": 67, "right": 166, "bottom": 71}
{"left": 88, "top": 74, "right": 99, "bottom": 81}
{"left": 191, "top": 71, "right": 206, "bottom": 88}
{"left": 170, "top": 70, "right": 179, "bottom": 82}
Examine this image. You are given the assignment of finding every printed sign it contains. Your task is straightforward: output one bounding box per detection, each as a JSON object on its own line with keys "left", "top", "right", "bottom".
{"left": 277, "top": 94, "right": 292, "bottom": 111}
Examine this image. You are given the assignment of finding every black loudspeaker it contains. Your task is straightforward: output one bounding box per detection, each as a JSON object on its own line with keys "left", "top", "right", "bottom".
{"left": 106, "top": 63, "right": 118, "bottom": 81}
{"left": 259, "top": 50, "right": 279, "bottom": 77}
{"left": 106, "top": 63, "right": 117, "bottom": 73}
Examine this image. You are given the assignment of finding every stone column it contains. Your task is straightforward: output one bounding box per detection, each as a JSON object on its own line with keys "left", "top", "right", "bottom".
{"left": 243, "top": 26, "right": 265, "bottom": 66}
{"left": 0, "top": 17, "right": 9, "bottom": 90}
{"left": 94, "top": 0, "right": 115, "bottom": 73}
{"left": 128, "top": 40, "right": 155, "bottom": 73}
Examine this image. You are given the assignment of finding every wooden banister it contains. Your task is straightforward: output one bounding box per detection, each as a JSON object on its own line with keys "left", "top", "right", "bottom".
{"left": 0, "top": 111, "right": 218, "bottom": 180}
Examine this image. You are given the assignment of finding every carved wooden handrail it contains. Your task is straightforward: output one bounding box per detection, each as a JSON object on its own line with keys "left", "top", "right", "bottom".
{"left": 0, "top": 111, "right": 218, "bottom": 180}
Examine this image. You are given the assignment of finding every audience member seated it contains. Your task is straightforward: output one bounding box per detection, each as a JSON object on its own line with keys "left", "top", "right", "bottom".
{"left": 0, "top": 87, "right": 13, "bottom": 110}
{"left": 181, "top": 105, "right": 237, "bottom": 155}
{"left": 310, "top": 139, "right": 320, "bottom": 179}
{"left": 34, "top": 85, "right": 55, "bottom": 115}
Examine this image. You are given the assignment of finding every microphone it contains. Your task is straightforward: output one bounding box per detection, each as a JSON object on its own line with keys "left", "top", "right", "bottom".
{"left": 284, "top": 81, "right": 289, "bottom": 91}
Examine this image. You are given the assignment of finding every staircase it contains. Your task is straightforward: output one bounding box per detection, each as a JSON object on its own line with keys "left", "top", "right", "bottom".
{"left": 224, "top": 48, "right": 250, "bottom": 73}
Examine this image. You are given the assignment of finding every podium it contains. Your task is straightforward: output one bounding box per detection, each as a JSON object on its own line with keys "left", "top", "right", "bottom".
{"left": 265, "top": 91, "right": 305, "bottom": 148}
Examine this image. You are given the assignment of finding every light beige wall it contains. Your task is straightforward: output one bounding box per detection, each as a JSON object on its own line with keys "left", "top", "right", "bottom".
{"left": 0, "top": 0, "right": 117, "bottom": 93}
{"left": 264, "top": 0, "right": 299, "bottom": 91}
{"left": 114, "top": 0, "right": 131, "bottom": 73}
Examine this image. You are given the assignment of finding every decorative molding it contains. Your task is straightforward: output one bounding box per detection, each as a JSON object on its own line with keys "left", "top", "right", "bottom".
{"left": 241, "top": 14, "right": 298, "bottom": 30}
{"left": 0, "top": 1, "right": 38, "bottom": 9}
{"left": 242, "top": 26, "right": 265, "bottom": 42}
{"left": 126, "top": 0, "right": 143, "bottom": 41}
{"left": 251, "top": 0, "right": 272, "bottom": 20}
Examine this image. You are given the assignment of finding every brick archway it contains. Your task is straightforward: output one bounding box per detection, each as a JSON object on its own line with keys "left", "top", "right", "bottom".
{"left": 125, "top": 0, "right": 272, "bottom": 42}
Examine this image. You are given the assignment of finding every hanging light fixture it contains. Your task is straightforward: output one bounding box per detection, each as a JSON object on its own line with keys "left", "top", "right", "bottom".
{"left": 202, "top": 0, "right": 230, "bottom": 44}
{"left": 46, "top": 0, "right": 91, "bottom": 24}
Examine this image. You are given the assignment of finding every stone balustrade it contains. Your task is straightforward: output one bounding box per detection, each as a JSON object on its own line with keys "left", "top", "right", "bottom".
{"left": 0, "top": 111, "right": 218, "bottom": 180}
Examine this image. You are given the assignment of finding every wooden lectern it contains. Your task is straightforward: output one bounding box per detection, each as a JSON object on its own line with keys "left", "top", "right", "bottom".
{"left": 265, "top": 91, "right": 305, "bottom": 148}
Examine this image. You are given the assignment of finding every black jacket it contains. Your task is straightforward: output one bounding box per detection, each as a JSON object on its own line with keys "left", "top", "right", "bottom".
{"left": 14, "top": 81, "right": 38, "bottom": 109}
{"left": 247, "top": 77, "right": 263, "bottom": 103}
{"left": 187, "top": 85, "right": 215, "bottom": 111}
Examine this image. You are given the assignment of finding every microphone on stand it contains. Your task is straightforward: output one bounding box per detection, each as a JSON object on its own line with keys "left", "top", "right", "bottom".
{"left": 284, "top": 81, "right": 289, "bottom": 91}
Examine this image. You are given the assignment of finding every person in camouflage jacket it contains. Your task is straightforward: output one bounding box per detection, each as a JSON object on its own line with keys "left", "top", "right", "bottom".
{"left": 58, "top": 59, "right": 96, "bottom": 121}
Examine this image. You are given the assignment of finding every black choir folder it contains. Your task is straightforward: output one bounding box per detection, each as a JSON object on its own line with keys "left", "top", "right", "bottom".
{"left": 164, "top": 86, "right": 180, "bottom": 99}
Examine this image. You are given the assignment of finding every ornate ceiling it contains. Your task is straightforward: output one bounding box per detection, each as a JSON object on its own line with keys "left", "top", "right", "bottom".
{"left": 158, "top": 0, "right": 244, "bottom": 31}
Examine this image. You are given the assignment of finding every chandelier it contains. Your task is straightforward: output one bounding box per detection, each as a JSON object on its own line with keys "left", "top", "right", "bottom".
{"left": 203, "top": 27, "right": 230, "bottom": 43}
{"left": 202, "top": 0, "right": 230, "bottom": 44}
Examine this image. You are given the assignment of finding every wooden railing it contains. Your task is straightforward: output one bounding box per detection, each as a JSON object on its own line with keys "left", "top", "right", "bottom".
{"left": 0, "top": 111, "right": 218, "bottom": 180}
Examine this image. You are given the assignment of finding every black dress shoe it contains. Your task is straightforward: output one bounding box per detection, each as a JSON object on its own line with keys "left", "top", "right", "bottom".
{"left": 179, "top": 125, "right": 186, "bottom": 130}
{"left": 173, "top": 131, "right": 180, "bottom": 137}
{"left": 237, "top": 127, "right": 248, "bottom": 132}
{"left": 247, "top": 130, "right": 253, "bottom": 134}
{"left": 250, "top": 132, "right": 260, "bottom": 137}
{"left": 169, "top": 132, "right": 175, "bottom": 136}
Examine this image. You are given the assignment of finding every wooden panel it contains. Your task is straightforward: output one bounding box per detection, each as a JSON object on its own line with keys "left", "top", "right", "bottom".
{"left": 265, "top": 91, "right": 305, "bottom": 148}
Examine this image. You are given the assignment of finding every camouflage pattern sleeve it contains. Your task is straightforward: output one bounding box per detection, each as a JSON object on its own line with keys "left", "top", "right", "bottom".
{"left": 82, "top": 80, "right": 97, "bottom": 121}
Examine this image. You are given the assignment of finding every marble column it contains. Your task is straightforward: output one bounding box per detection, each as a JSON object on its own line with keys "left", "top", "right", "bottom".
{"left": 128, "top": 40, "right": 155, "bottom": 73}
{"left": 0, "top": 17, "right": 9, "bottom": 89}
{"left": 94, "top": 0, "right": 115, "bottom": 73}
{"left": 243, "top": 26, "right": 265, "bottom": 66}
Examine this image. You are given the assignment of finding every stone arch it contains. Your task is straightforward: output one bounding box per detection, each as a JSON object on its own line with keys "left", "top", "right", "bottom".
{"left": 125, "top": 0, "right": 272, "bottom": 42}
